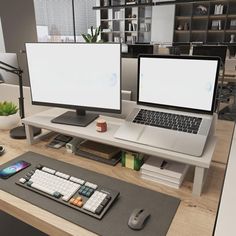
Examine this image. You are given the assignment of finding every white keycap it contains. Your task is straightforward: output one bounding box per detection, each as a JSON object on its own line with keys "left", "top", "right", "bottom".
{"left": 62, "top": 184, "right": 80, "bottom": 202}
{"left": 31, "top": 183, "right": 55, "bottom": 196}
{"left": 85, "top": 182, "right": 98, "bottom": 190}
{"left": 70, "top": 176, "right": 85, "bottom": 185}
{"left": 19, "top": 178, "right": 26, "bottom": 184}
{"left": 83, "top": 191, "right": 107, "bottom": 213}
{"left": 42, "top": 167, "right": 56, "bottom": 174}
{"left": 55, "top": 171, "right": 70, "bottom": 179}
{"left": 29, "top": 169, "right": 79, "bottom": 199}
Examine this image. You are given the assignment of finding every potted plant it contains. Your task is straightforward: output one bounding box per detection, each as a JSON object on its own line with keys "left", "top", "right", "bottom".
{"left": 81, "top": 26, "right": 103, "bottom": 43}
{"left": 0, "top": 101, "right": 20, "bottom": 130}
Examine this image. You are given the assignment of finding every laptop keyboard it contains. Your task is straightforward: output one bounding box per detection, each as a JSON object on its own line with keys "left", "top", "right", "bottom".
{"left": 132, "top": 109, "right": 202, "bottom": 134}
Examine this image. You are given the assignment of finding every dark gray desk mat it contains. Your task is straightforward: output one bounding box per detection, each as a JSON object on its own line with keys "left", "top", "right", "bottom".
{"left": 0, "top": 152, "right": 180, "bottom": 236}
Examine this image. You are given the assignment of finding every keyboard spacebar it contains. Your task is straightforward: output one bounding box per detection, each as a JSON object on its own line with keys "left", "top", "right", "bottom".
{"left": 31, "top": 183, "right": 55, "bottom": 196}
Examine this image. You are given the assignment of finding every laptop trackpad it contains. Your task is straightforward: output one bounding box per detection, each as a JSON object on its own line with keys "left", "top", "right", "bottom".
{"left": 138, "top": 127, "right": 177, "bottom": 149}
{"left": 114, "top": 123, "right": 145, "bottom": 141}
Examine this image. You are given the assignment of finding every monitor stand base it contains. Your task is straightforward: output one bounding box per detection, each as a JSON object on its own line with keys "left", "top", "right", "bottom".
{"left": 51, "top": 111, "right": 98, "bottom": 127}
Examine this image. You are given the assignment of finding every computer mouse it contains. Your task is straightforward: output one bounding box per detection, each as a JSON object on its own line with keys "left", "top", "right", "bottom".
{"left": 128, "top": 208, "right": 151, "bottom": 230}
{"left": 0, "top": 145, "right": 5, "bottom": 156}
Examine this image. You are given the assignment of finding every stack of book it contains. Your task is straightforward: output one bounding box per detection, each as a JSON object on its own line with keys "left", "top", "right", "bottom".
{"left": 75, "top": 140, "right": 121, "bottom": 166}
{"left": 140, "top": 156, "right": 189, "bottom": 189}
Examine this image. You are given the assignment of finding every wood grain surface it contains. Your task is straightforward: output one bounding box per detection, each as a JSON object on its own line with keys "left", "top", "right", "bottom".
{"left": 0, "top": 119, "right": 234, "bottom": 236}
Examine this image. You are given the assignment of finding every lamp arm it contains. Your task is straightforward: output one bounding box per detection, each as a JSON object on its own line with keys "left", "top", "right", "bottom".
{"left": 0, "top": 65, "right": 20, "bottom": 75}
{"left": 0, "top": 61, "right": 25, "bottom": 119}
{"left": 0, "top": 60, "right": 19, "bottom": 70}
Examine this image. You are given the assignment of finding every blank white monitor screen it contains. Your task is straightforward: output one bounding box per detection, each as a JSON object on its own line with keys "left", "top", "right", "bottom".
{"left": 138, "top": 56, "right": 219, "bottom": 112}
{"left": 26, "top": 43, "right": 121, "bottom": 112}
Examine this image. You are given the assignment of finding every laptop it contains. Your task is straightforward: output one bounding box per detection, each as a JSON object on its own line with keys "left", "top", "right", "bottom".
{"left": 114, "top": 55, "right": 220, "bottom": 157}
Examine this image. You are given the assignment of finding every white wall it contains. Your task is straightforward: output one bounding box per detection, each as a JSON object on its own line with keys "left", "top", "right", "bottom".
{"left": 0, "top": 17, "right": 6, "bottom": 52}
{"left": 151, "top": 1, "right": 175, "bottom": 44}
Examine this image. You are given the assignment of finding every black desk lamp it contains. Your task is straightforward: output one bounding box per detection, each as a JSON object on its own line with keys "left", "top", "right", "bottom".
{"left": 0, "top": 60, "right": 41, "bottom": 139}
{"left": 0, "top": 72, "right": 4, "bottom": 83}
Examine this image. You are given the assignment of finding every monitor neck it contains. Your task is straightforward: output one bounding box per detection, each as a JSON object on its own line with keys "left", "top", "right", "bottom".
{"left": 76, "top": 109, "right": 86, "bottom": 116}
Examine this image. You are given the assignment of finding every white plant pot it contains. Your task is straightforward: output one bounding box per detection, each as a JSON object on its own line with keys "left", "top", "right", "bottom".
{"left": 0, "top": 113, "right": 20, "bottom": 130}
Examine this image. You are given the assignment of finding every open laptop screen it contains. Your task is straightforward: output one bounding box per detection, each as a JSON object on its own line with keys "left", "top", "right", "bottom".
{"left": 137, "top": 55, "right": 220, "bottom": 114}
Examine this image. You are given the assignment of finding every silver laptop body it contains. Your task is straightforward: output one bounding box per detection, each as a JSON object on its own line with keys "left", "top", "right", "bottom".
{"left": 114, "top": 55, "right": 220, "bottom": 157}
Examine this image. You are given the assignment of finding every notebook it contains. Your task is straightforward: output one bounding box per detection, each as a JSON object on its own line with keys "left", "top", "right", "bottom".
{"left": 114, "top": 55, "right": 220, "bottom": 157}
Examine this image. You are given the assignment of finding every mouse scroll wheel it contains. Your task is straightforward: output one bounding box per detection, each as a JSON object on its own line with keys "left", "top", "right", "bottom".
{"left": 137, "top": 209, "right": 144, "bottom": 217}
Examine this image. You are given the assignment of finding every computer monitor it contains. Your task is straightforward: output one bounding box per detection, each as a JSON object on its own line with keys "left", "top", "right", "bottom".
{"left": 0, "top": 53, "right": 19, "bottom": 85}
{"left": 192, "top": 45, "right": 227, "bottom": 65}
{"left": 25, "top": 43, "right": 121, "bottom": 127}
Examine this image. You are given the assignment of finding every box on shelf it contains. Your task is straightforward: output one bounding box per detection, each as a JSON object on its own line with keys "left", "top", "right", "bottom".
{"left": 140, "top": 156, "right": 189, "bottom": 189}
{"left": 121, "top": 150, "right": 144, "bottom": 171}
{"left": 230, "top": 20, "right": 236, "bottom": 30}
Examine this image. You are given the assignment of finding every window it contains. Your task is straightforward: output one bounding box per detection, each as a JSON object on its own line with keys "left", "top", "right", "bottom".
{"left": 34, "top": 0, "right": 97, "bottom": 42}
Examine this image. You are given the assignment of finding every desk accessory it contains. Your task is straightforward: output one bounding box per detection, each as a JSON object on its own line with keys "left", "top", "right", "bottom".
{"left": 0, "top": 160, "right": 31, "bottom": 179}
{"left": 16, "top": 163, "right": 119, "bottom": 219}
{"left": 0, "top": 101, "right": 20, "bottom": 130}
{"left": 47, "top": 134, "right": 72, "bottom": 149}
{"left": 0, "top": 57, "right": 41, "bottom": 139}
{"left": 0, "top": 145, "right": 5, "bottom": 156}
{"left": 65, "top": 137, "right": 84, "bottom": 153}
{"left": 96, "top": 119, "right": 107, "bottom": 132}
{"left": 121, "top": 150, "right": 144, "bottom": 171}
{"left": 128, "top": 208, "right": 151, "bottom": 230}
{"left": 0, "top": 73, "right": 4, "bottom": 83}
{"left": 0, "top": 151, "right": 180, "bottom": 236}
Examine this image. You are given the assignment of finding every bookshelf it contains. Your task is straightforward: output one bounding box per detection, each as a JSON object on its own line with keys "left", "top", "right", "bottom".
{"left": 93, "top": 0, "right": 153, "bottom": 43}
{"left": 173, "top": 0, "right": 236, "bottom": 44}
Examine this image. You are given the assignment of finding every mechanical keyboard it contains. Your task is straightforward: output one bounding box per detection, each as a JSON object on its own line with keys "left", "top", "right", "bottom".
{"left": 16, "top": 164, "right": 119, "bottom": 219}
{"left": 133, "top": 109, "right": 202, "bottom": 134}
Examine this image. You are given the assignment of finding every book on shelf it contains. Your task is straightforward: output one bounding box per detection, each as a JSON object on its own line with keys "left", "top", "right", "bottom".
{"left": 141, "top": 156, "right": 189, "bottom": 178}
{"left": 140, "top": 168, "right": 186, "bottom": 184}
{"left": 102, "top": 28, "right": 112, "bottom": 32}
{"left": 214, "top": 4, "right": 223, "bottom": 15}
{"left": 79, "top": 140, "right": 121, "bottom": 159}
{"left": 211, "top": 20, "right": 221, "bottom": 30}
{"left": 126, "top": 1, "right": 136, "bottom": 5}
{"left": 141, "top": 173, "right": 181, "bottom": 189}
{"left": 132, "top": 23, "right": 137, "bottom": 31}
{"left": 140, "top": 156, "right": 189, "bottom": 188}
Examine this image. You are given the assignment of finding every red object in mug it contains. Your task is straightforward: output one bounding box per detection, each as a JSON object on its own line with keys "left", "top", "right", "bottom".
{"left": 96, "top": 119, "right": 107, "bottom": 132}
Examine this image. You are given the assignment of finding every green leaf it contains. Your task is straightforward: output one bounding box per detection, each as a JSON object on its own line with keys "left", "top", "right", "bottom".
{"left": 90, "top": 26, "right": 94, "bottom": 37}
{"left": 81, "top": 26, "right": 102, "bottom": 43}
{"left": 0, "top": 101, "right": 18, "bottom": 116}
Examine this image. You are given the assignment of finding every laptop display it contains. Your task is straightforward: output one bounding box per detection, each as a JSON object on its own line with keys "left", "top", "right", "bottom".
{"left": 137, "top": 55, "right": 220, "bottom": 114}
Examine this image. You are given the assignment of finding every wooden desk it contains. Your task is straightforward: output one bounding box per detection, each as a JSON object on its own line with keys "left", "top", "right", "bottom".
{"left": 0, "top": 119, "right": 234, "bottom": 236}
